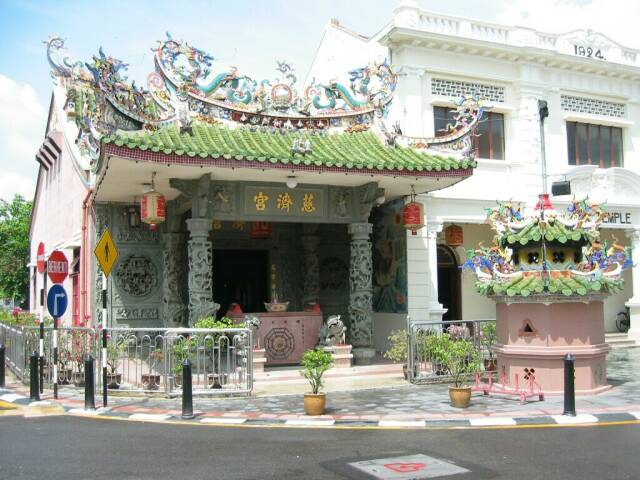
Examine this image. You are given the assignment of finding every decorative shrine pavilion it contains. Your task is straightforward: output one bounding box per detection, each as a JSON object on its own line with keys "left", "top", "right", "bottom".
{"left": 37, "top": 35, "right": 482, "bottom": 364}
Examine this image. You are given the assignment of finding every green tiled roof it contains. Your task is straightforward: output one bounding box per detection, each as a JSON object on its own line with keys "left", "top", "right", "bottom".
{"left": 102, "top": 123, "right": 477, "bottom": 172}
{"left": 476, "top": 273, "right": 624, "bottom": 297}
{"left": 502, "top": 218, "right": 594, "bottom": 247}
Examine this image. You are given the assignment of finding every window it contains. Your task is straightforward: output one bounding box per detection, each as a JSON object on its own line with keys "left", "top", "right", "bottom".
{"left": 433, "top": 107, "right": 505, "bottom": 160}
{"left": 566, "top": 121, "right": 623, "bottom": 168}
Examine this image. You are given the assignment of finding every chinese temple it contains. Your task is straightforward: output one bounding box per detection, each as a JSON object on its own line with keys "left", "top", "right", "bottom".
{"left": 32, "top": 35, "right": 482, "bottom": 364}
{"left": 464, "top": 195, "right": 632, "bottom": 393}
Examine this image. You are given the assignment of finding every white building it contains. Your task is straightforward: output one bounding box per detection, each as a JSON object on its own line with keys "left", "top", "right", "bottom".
{"left": 309, "top": 2, "right": 640, "bottom": 348}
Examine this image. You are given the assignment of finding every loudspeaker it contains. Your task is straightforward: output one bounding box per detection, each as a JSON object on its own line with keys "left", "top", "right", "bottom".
{"left": 551, "top": 181, "right": 571, "bottom": 196}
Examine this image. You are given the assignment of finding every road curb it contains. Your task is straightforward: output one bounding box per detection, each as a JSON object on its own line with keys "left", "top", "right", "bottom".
{"left": 2, "top": 386, "right": 639, "bottom": 429}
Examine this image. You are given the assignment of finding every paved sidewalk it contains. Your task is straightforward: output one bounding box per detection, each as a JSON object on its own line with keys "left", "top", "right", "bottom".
{"left": 2, "top": 347, "right": 639, "bottom": 428}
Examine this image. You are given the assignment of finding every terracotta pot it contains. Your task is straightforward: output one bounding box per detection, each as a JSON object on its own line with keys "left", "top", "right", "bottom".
{"left": 58, "top": 368, "right": 72, "bottom": 385}
{"left": 484, "top": 359, "right": 497, "bottom": 372}
{"left": 72, "top": 371, "right": 85, "bottom": 387}
{"left": 303, "top": 393, "right": 326, "bottom": 416}
{"left": 449, "top": 386, "right": 472, "bottom": 408}
{"left": 106, "top": 373, "right": 122, "bottom": 389}
{"left": 141, "top": 373, "right": 161, "bottom": 390}
{"left": 170, "top": 374, "right": 183, "bottom": 389}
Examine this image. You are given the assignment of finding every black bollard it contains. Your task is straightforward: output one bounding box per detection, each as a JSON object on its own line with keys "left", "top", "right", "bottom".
{"left": 29, "top": 351, "right": 40, "bottom": 402}
{"left": 0, "top": 344, "right": 5, "bottom": 388}
{"left": 181, "top": 359, "right": 194, "bottom": 419}
{"left": 563, "top": 353, "right": 576, "bottom": 417}
{"left": 84, "top": 355, "right": 95, "bottom": 410}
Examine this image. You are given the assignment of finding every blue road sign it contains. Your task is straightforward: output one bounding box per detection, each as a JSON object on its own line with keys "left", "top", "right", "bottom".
{"left": 47, "top": 284, "right": 68, "bottom": 318}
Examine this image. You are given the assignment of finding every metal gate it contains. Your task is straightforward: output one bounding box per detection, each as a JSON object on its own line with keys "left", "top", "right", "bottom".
{"left": 406, "top": 317, "right": 496, "bottom": 384}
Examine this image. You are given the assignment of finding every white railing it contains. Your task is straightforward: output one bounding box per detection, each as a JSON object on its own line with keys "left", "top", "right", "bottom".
{"left": 0, "top": 323, "right": 253, "bottom": 397}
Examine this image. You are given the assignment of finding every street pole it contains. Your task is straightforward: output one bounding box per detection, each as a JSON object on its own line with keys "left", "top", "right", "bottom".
{"left": 538, "top": 100, "right": 550, "bottom": 292}
{"left": 53, "top": 315, "right": 58, "bottom": 399}
{"left": 102, "top": 271, "right": 108, "bottom": 407}
{"left": 39, "top": 265, "right": 47, "bottom": 394}
{"left": 538, "top": 100, "right": 549, "bottom": 195}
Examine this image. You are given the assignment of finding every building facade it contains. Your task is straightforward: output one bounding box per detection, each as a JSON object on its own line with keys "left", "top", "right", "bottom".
{"left": 29, "top": 4, "right": 640, "bottom": 359}
{"left": 308, "top": 3, "right": 640, "bottom": 344}
{"left": 29, "top": 30, "right": 483, "bottom": 362}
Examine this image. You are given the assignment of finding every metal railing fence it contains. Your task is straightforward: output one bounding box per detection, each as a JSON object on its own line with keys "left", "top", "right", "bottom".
{"left": 0, "top": 323, "right": 28, "bottom": 381}
{"left": 0, "top": 322, "right": 253, "bottom": 397}
{"left": 407, "top": 317, "right": 496, "bottom": 384}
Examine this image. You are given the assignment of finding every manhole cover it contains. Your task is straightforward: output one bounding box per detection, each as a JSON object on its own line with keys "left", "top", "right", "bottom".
{"left": 348, "top": 454, "right": 469, "bottom": 479}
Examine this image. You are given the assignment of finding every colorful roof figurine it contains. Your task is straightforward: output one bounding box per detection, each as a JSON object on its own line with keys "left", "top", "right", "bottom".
{"left": 45, "top": 35, "right": 487, "bottom": 174}
{"left": 463, "top": 195, "right": 633, "bottom": 299}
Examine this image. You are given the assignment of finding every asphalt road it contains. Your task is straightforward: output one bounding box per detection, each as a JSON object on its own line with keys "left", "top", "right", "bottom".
{"left": 0, "top": 417, "right": 638, "bottom": 479}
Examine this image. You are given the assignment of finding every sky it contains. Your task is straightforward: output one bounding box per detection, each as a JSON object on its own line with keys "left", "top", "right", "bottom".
{"left": 0, "top": 0, "right": 639, "bottom": 202}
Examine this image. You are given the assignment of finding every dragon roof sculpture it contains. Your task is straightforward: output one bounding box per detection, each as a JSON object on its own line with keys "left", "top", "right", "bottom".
{"left": 46, "top": 34, "right": 487, "bottom": 170}
{"left": 462, "top": 195, "right": 633, "bottom": 299}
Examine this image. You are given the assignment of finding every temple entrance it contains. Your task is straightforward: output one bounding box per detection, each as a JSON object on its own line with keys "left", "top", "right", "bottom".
{"left": 437, "top": 245, "right": 461, "bottom": 321}
{"left": 213, "top": 249, "right": 269, "bottom": 317}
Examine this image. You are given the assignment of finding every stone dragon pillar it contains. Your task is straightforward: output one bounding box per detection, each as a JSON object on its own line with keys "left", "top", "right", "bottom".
{"left": 301, "top": 225, "right": 321, "bottom": 308}
{"left": 186, "top": 218, "right": 218, "bottom": 325}
{"left": 348, "top": 222, "right": 375, "bottom": 364}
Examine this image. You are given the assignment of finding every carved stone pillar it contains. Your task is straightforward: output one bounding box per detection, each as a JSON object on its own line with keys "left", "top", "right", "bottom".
{"left": 348, "top": 222, "right": 374, "bottom": 364}
{"left": 186, "top": 218, "right": 218, "bottom": 325}
{"left": 162, "top": 232, "right": 188, "bottom": 327}
{"left": 301, "top": 225, "right": 320, "bottom": 307}
{"left": 626, "top": 228, "right": 640, "bottom": 344}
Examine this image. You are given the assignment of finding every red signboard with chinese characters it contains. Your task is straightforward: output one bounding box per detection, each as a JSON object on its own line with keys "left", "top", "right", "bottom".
{"left": 47, "top": 250, "right": 68, "bottom": 284}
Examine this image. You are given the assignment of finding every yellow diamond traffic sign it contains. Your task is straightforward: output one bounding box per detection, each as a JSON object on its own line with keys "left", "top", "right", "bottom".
{"left": 94, "top": 228, "right": 119, "bottom": 277}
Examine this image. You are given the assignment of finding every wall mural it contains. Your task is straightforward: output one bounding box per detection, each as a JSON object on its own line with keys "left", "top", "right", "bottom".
{"left": 371, "top": 199, "right": 408, "bottom": 313}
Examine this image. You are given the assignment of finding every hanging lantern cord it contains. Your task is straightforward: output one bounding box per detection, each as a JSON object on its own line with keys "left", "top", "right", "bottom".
{"left": 410, "top": 185, "right": 416, "bottom": 203}
{"left": 151, "top": 172, "right": 157, "bottom": 190}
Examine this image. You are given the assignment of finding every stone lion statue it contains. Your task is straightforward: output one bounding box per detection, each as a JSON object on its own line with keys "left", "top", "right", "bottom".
{"left": 244, "top": 314, "right": 261, "bottom": 348}
{"left": 318, "top": 315, "right": 347, "bottom": 347}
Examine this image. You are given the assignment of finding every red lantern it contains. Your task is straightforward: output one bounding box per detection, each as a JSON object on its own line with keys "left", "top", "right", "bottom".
{"left": 141, "top": 189, "right": 166, "bottom": 231}
{"left": 250, "top": 222, "right": 272, "bottom": 239}
{"left": 534, "top": 193, "right": 554, "bottom": 211}
{"left": 403, "top": 201, "right": 424, "bottom": 235}
{"left": 445, "top": 224, "right": 463, "bottom": 247}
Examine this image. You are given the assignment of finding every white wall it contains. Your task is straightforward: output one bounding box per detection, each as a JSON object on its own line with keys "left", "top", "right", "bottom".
{"left": 29, "top": 97, "right": 89, "bottom": 325}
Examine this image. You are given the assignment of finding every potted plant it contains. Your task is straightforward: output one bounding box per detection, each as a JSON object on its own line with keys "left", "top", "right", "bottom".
{"left": 425, "top": 333, "right": 481, "bottom": 408}
{"left": 141, "top": 349, "right": 164, "bottom": 390}
{"left": 300, "top": 348, "right": 333, "bottom": 415}
{"left": 479, "top": 321, "right": 497, "bottom": 372}
{"left": 57, "top": 349, "right": 73, "bottom": 385}
{"left": 71, "top": 351, "right": 85, "bottom": 387}
{"left": 170, "top": 336, "right": 196, "bottom": 388}
{"left": 106, "top": 337, "right": 126, "bottom": 389}
{"left": 383, "top": 329, "right": 408, "bottom": 379}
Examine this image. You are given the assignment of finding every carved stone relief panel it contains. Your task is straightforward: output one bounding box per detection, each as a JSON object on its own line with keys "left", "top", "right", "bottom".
{"left": 329, "top": 188, "right": 352, "bottom": 219}
{"left": 114, "top": 255, "right": 159, "bottom": 298}
{"left": 211, "top": 184, "right": 236, "bottom": 215}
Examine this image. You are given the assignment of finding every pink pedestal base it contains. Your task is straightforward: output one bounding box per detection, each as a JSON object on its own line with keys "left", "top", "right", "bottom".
{"left": 494, "top": 300, "right": 611, "bottom": 395}
{"left": 323, "top": 344, "right": 353, "bottom": 368}
{"left": 252, "top": 348, "right": 267, "bottom": 374}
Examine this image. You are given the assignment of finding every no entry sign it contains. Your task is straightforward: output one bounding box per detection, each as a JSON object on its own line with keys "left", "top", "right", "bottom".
{"left": 47, "top": 250, "right": 68, "bottom": 284}
{"left": 37, "top": 242, "right": 46, "bottom": 274}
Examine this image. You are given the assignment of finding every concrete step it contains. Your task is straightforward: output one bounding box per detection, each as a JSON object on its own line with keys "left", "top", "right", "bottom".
{"left": 605, "top": 333, "right": 637, "bottom": 348}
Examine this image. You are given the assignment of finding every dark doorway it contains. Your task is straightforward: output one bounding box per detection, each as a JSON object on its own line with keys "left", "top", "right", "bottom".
{"left": 213, "top": 250, "right": 269, "bottom": 317}
{"left": 437, "top": 245, "right": 461, "bottom": 321}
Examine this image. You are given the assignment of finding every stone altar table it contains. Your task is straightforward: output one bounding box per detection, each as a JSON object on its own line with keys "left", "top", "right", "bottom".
{"left": 231, "top": 312, "right": 323, "bottom": 365}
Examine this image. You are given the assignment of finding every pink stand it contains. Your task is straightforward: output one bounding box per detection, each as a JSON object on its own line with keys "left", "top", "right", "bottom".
{"left": 493, "top": 299, "right": 611, "bottom": 395}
